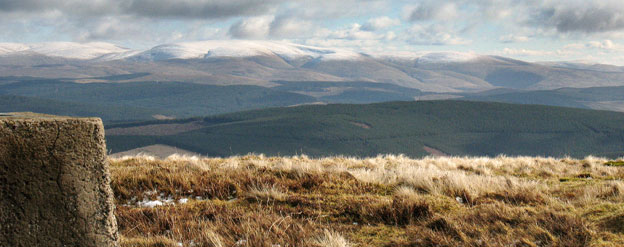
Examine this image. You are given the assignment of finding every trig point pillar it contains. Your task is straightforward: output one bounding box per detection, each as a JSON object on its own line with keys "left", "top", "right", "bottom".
{"left": 0, "top": 113, "right": 118, "bottom": 247}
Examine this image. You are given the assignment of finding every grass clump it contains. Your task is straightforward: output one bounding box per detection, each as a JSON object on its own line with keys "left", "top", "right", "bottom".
{"left": 110, "top": 154, "right": 624, "bottom": 246}
{"left": 310, "top": 229, "right": 352, "bottom": 247}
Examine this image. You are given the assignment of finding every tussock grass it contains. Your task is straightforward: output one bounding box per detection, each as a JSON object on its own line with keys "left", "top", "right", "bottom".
{"left": 247, "top": 184, "right": 288, "bottom": 202}
{"left": 311, "top": 229, "right": 352, "bottom": 247}
{"left": 110, "top": 154, "right": 624, "bottom": 246}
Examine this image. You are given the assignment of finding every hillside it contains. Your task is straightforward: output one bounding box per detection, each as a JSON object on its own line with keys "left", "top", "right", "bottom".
{"left": 0, "top": 78, "right": 317, "bottom": 122}
{"left": 0, "top": 95, "right": 169, "bottom": 122}
{"left": 111, "top": 154, "right": 624, "bottom": 246}
{"left": 463, "top": 86, "right": 624, "bottom": 112}
{"left": 105, "top": 101, "right": 624, "bottom": 158}
{"left": 273, "top": 80, "right": 423, "bottom": 103}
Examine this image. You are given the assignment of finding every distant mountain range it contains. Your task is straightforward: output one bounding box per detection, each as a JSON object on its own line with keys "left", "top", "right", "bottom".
{"left": 2, "top": 41, "right": 624, "bottom": 94}
{"left": 2, "top": 40, "right": 624, "bottom": 119}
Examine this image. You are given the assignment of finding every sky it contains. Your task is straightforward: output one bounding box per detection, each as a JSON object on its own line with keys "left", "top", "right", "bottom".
{"left": 2, "top": 0, "right": 624, "bottom": 65}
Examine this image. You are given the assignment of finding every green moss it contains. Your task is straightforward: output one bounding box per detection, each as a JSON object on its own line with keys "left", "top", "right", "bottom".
{"left": 348, "top": 225, "right": 408, "bottom": 246}
{"left": 605, "top": 161, "right": 624, "bottom": 167}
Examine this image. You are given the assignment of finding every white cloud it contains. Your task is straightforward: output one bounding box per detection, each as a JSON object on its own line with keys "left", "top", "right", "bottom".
{"left": 405, "top": 24, "right": 470, "bottom": 45}
{"left": 563, "top": 40, "right": 624, "bottom": 53}
{"left": 587, "top": 40, "right": 616, "bottom": 50}
{"left": 362, "top": 16, "right": 400, "bottom": 31}
{"left": 494, "top": 40, "right": 624, "bottom": 65}
{"left": 499, "top": 34, "right": 529, "bottom": 43}
{"left": 384, "top": 31, "right": 397, "bottom": 41}
{"left": 316, "top": 23, "right": 386, "bottom": 41}
{"left": 269, "top": 16, "right": 317, "bottom": 38}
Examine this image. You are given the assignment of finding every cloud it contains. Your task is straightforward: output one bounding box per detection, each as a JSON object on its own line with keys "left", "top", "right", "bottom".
{"left": 333, "top": 24, "right": 382, "bottom": 40}
{"left": 400, "top": 0, "right": 624, "bottom": 35}
{"left": 362, "top": 16, "right": 400, "bottom": 31}
{"left": 227, "top": 15, "right": 320, "bottom": 39}
{"left": 587, "top": 40, "right": 616, "bottom": 50}
{"left": 123, "top": 0, "right": 281, "bottom": 19}
{"left": 284, "top": 0, "right": 391, "bottom": 20}
{"left": 404, "top": 2, "right": 458, "bottom": 22}
{"left": 564, "top": 40, "right": 624, "bottom": 52}
{"left": 73, "top": 17, "right": 143, "bottom": 41}
{"left": 228, "top": 16, "right": 273, "bottom": 39}
{"left": 405, "top": 24, "right": 469, "bottom": 45}
{"left": 529, "top": 0, "right": 624, "bottom": 33}
{"left": 269, "top": 16, "right": 317, "bottom": 38}
{"left": 0, "top": 0, "right": 283, "bottom": 19}
{"left": 499, "top": 34, "right": 529, "bottom": 43}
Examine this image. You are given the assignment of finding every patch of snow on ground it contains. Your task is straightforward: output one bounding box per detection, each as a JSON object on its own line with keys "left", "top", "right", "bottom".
{"left": 139, "top": 200, "right": 163, "bottom": 208}
{"left": 123, "top": 189, "right": 201, "bottom": 208}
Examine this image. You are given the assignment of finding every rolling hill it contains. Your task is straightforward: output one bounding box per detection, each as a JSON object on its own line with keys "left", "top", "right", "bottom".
{"left": 105, "top": 101, "right": 624, "bottom": 158}
{"left": 462, "top": 86, "right": 624, "bottom": 112}
{"left": 0, "top": 78, "right": 317, "bottom": 122}
{"left": 0, "top": 95, "right": 169, "bottom": 122}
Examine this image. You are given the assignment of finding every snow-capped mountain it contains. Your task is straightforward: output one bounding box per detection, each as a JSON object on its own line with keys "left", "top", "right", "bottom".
{"left": 130, "top": 40, "right": 365, "bottom": 61}
{"left": 0, "top": 42, "right": 131, "bottom": 60}
{"left": 372, "top": 51, "right": 483, "bottom": 63}
{"left": 0, "top": 40, "right": 483, "bottom": 63}
{"left": 1, "top": 40, "right": 624, "bottom": 94}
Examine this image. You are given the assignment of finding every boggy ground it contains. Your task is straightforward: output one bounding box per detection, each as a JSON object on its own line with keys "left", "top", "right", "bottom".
{"left": 110, "top": 154, "right": 624, "bottom": 247}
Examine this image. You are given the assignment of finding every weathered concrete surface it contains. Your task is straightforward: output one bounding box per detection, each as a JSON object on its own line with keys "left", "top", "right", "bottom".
{"left": 0, "top": 112, "right": 118, "bottom": 247}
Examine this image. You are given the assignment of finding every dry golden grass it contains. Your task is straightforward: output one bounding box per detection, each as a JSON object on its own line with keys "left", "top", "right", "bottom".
{"left": 110, "top": 154, "right": 624, "bottom": 246}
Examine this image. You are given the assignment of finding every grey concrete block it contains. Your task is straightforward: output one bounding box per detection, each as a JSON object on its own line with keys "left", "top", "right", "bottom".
{"left": 0, "top": 113, "right": 118, "bottom": 247}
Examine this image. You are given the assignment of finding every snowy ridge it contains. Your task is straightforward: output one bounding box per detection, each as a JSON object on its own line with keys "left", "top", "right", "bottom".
{"left": 0, "top": 42, "right": 130, "bottom": 60}
{"left": 0, "top": 43, "right": 30, "bottom": 54}
{"left": 372, "top": 51, "right": 482, "bottom": 63}
{"left": 416, "top": 52, "right": 480, "bottom": 63}
{"left": 132, "top": 40, "right": 365, "bottom": 61}
{"left": 1, "top": 40, "right": 485, "bottom": 63}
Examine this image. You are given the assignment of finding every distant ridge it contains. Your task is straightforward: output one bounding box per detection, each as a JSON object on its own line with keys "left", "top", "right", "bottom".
{"left": 2, "top": 40, "right": 624, "bottom": 93}
{"left": 105, "top": 100, "right": 624, "bottom": 159}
